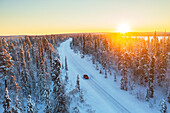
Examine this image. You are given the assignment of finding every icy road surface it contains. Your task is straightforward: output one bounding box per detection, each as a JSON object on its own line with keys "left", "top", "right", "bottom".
{"left": 58, "top": 38, "right": 159, "bottom": 113}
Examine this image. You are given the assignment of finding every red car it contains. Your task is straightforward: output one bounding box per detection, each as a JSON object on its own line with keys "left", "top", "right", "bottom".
{"left": 83, "top": 74, "right": 89, "bottom": 79}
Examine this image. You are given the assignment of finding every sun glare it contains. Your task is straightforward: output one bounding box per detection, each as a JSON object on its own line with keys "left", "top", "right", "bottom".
{"left": 117, "top": 24, "right": 131, "bottom": 33}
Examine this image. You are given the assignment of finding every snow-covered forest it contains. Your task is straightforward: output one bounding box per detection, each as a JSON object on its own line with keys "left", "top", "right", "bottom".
{"left": 0, "top": 33, "right": 170, "bottom": 113}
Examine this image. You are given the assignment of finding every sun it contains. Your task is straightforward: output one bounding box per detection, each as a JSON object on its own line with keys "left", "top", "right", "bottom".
{"left": 117, "top": 24, "right": 131, "bottom": 33}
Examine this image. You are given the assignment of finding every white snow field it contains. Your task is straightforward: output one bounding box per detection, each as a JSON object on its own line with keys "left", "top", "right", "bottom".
{"left": 58, "top": 38, "right": 167, "bottom": 113}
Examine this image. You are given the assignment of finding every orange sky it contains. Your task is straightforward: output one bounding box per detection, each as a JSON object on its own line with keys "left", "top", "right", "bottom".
{"left": 0, "top": 0, "right": 170, "bottom": 35}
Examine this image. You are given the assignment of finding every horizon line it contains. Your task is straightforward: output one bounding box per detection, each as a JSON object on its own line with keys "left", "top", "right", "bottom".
{"left": 0, "top": 31, "right": 170, "bottom": 37}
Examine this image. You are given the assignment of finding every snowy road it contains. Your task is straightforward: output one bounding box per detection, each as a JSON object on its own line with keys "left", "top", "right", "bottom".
{"left": 67, "top": 45, "right": 130, "bottom": 113}
{"left": 58, "top": 38, "right": 159, "bottom": 113}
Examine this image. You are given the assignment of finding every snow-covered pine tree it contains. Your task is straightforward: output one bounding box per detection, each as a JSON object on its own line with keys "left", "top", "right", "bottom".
{"left": 25, "top": 36, "right": 32, "bottom": 49}
{"left": 114, "top": 72, "right": 117, "bottom": 82}
{"left": 26, "top": 49, "right": 31, "bottom": 67}
{"left": 39, "top": 73, "right": 47, "bottom": 101}
{"left": 76, "top": 75, "right": 80, "bottom": 91}
{"left": 0, "top": 39, "right": 14, "bottom": 110}
{"left": 119, "top": 52, "right": 129, "bottom": 91}
{"left": 26, "top": 49, "right": 35, "bottom": 94}
{"left": 49, "top": 48, "right": 53, "bottom": 68}
{"left": 52, "top": 76, "right": 64, "bottom": 112}
{"left": 160, "top": 99, "right": 167, "bottom": 113}
{"left": 105, "top": 68, "right": 107, "bottom": 78}
{"left": 12, "top": 95, "right": 22, "bottom": 113}
{"left": 82, "top": 35, "right": 86, "bottom": 56}
{"left": 99, "top": 69, "right": 102, "bottom": 74}
{"left": 51, "top": 57, "right": 61, "bottom": 81}
{"left": 44, "top": 83, "right": 52, "bottom": 113}
{"left": 65, "top": 72, "right": 69, "bottom": 84}
{"left": 23, "top": 42, "right": 27, "bottom": 62}
{"left": 45, "top": 59, "right": 48, "bottom": 73}
{"left": 38, "top": 38, "right": 45, "bottom": 74}
{"left": 62, "top": 63, "right": 64, "bottom": 69}
{"left": 0, "top": 39, "right": 14, "bottom": 79}
{"left": 58, "top": 85, "right": 68, "bottom": 113}
{"left": 2, "top": 38, "right": 9, "bottom": 51}
{"left": 157, "top": 53, "right": 167, "bottom": 86}
{"left": 139, "top": 46, "right": 149, "bottom": 85}
{"left": 21, "top": 68, "right": 31, "bottom": 96}
{"left": 27, "top": 49, "right": 34, "bottom": 78}
{"left": 8, "top": 42, "right": 16, "bottom": 61}
{"left": 73, "top": 106, "right": 80, "bottom": 113}
{"left": 65, "top": 56, "right": 68, "bottom": 71}
{"left": 80, "top": 89, "right": 84, "bottom": 103}
{"left": 3, "top": 80, "right": 11, "bottom": 113}
{"left": 35, "top": 49, "right": 39, "bottom": 69}
{"left": 96, "top": 63, "right": 99, "bottom": 70}
{"left": 50, "top": 36, "right": 55, "bottom": 44}
{"left": 42, "top": 37, "right": 50, "bottom": 52}
{"left": 19, "top": 44, "right": 31, "bottom": 96}
{"left": 31, "top": 43, "right": 36, "bottom": 64}
{"left": 51, "top": 58, "right": 68, "bottom": 112}
{"left": 27, "top": 95, "right": 35, "bottom": 113}
{"left": 133, "top": 50, "right": 140, "bottom": 82}
{"left": 167, "top": 91, "right": 170, "bottom": 103}
{"left": 148, "top": 55, "right": 155, "bottom": 98}
{"left": 19, "top": 44, "right": 26, "bottom": 68}
{"left": 145, "top": 87, "right": 150, "bottom": 101}
{"left": 38, "top": 43, "right": 47, "bottom": 101}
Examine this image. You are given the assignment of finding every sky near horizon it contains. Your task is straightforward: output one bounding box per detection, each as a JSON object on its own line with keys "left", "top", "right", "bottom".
{"left": 0, "top": 0, "right": 170, "bottom": 35}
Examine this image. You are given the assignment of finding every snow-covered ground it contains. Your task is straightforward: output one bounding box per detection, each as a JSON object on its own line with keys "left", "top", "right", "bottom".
{"left": 58, "top": 38, "right": 169, "bottom": 113}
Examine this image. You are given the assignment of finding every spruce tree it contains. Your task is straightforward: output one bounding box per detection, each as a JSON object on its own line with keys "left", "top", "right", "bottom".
{"left": 3, "top": 80, "right": 11, "bottom": 113}
{"left": 139, "top": 47, "right": 149, "bottom": 85}
{"left": 26, "top": 49, "right": 35, "bottom": 88}
{"left": 157, "top": 53, "right": 167, "bottom": 86}
{"left": 119, "top": 52, "right": 128, "bottom": 91}
{"left": 12, "top": 95, "right": 22, "bottom": 113}
{"left": 0, "top": 39, "right": 13, "bottom": 113}
{"left": 73, "top": 106, "right": 80, "bottom": 113}
{"left": 58, "top": 85, "right": 68, "bottom": 113}
{"left": 39, "top": 73, "right": 47, "bottom": 101}
{"left": 160, "top": 99, "right": 167, "bottom": 113}
{"left": 44, "top": 83, "right": 52, "bottom": 113}
{"left": 76, "top": 75, "right": 80, "bottom": 91}
{"left": 105, "top": 69, "right": 107, "bottom": 78}
{"left": 51, "top": 58, "right": 68, "bottom": 112}
{"left": 65, "top": 56, "right": 68, "bottom": 71}
{"left": 0, "top": 39, "right": 14, "bottom": 79}
{"left": 145, "top": 87, "right": 150, "bottom": 101}
{"left": 114, "top": 72, "right": 117, "bottom": 82}
{"left": 36, "top": 49, "right": 39, "bottom": 69}
{"left": 49, "top": 49, "right": 53, "bottom": 67}
{"left": 133, "top": 51, "right": 140, "bottom": 82}
{"left": 27, "top": 95, "right": 35, "bottom": 113}
{"left": 80, "top": 90, "right": 84, "bottom": 103}
{"left": 51, "top": 58, "right": 61, "bottom": 81}
{"left": 21, "top": 68, "right": 31, "bottom": 96}
{"left": 167, "top": 91, "right": 170, "bottom": 103}
{"left": 2, "top": 38, "right": 9, "bottom": 51}
{"left": 25, "top": 36, "right": 32, "bottom": 49}
{"left": 148, "top": 55, "right": 155, "bottom": 98}
{"left": 8, "top": 42, "right": 16, "bottom": 61}
{"left": 19, "top": 44, "right": 26, "bottom": 68}
{"left": 19, "top": 44, "right": 31, "bottom": 96}
{"left": 65, "top": 72, "right": 69, "bottom": 84}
